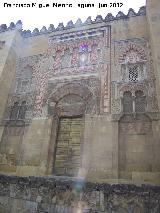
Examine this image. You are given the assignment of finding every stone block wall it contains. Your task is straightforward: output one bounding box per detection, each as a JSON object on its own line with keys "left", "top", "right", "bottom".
{"left": 0, "top": 0, "right": 160, "bottom": 186}
{"left": 0, "top": 174, "right": 160, "bottom": 213}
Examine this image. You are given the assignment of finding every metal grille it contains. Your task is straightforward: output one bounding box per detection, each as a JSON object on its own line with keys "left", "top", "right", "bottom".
{"left": 129, "top": 65, "right": 138, "bottom": 82}
{"left": 54, "top": 117, "right": 83, "bottom": 176}
{"left": 123, "top": 91, "right": 133, "bottom": 113}
{"left": 135, "top": 90, "right": 146, "bottom": 113}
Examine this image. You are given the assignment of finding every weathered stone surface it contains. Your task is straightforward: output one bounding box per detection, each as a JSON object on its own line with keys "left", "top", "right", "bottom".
{"left": 0, "top": 3, "right": 160, "bottom": 213}
{"left": 0, "top": 175, "right": 160, "bottom": 213}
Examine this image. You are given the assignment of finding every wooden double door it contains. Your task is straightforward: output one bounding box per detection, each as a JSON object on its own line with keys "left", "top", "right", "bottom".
{"left": 54, "top": 117, "right": 84, "bottom": 176}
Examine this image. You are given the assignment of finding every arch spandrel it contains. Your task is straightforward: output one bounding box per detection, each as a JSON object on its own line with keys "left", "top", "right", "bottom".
{"left": 56, "top": 94, "right": 86, "bottom": 117}
{"left": 48, "top": 83, "right": 92, "bottom": 102}
{"left": 47, "top": 82, "right": 96, "bottom": 116}
{"left": 119, "top": 43, "right": 147, "bottom": 65}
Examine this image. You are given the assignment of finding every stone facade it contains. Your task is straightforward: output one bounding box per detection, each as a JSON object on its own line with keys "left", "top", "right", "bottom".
{"left": 0, "top": 0, "right": 160, "bottom": 211}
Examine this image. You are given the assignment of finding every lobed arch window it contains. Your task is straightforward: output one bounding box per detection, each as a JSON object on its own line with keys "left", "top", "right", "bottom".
{"left": 16, "top": 80, "right": 31, "bottom": 93}
{"left": 16, "top": 68, "right": 33, "bottom": 94}
{"left": 10, "top": 102, "right": 19, "bottom": 120}
{"left": 123, "top": 91, "right": 133, "bottom": 113}
{"left": 120, "top": 46, "right": 147, "bottom": 83}
{"left": 123, "top": 90, "right": 146, "bottom": 114}
{"left": 10, "top": 101, "right": 27, "bottom": 120}
{"left": 135, "top": 90, "right": 146, "bottom": 113}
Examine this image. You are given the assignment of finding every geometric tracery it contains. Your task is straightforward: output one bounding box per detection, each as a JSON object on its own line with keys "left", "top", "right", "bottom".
{"left": 135, "top": 90, "right": 146, "bottom": 113}
{"left": 128, "top": 65, "right": 139, "bottom": 82}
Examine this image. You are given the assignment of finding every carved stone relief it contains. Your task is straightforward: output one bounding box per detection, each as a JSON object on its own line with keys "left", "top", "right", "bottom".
{"left": 118, "top": 43, "right": 147, "bottom": 64}
{"left": 114, "top": 39, "right": 148, "bottom": 65}
{"left": 111, "top": 80, "right": 159, "bottom": 114}
{"left": 53, "top": 50, "right": 62, "bottom": 70}
{"left": 56, "top": 94, "right": 85, "bottom": 117}
{"left": 3, "top": 93, "right": 36, "bottom": 121}
{"left": 61, "top": 49, "right": 71, "bottom": 68}
{"left": 111, "top": 39, "right": 159, "bottom": 115}
{"left": 90, "top": 44, "right": 99, "bottom": 64}
{"left": 8, "top": 27, "right": 110, "bottom": 118}
{"left": 100, "top": 64, "right": 110, "bottom": 113}
{"left": 48, "top": 38, "right": 105, "bottom": 77}
{"left": 47, "top": 79, "right": 100, "bottom": 116}
{"left": 9, "top": 52, "right": 53, "bottom": 118}
{"left": 71, "top": 47, "right": 79, "bottom": 66}
{"left": 113, "top": 39, "right": 148, "bottom": 82}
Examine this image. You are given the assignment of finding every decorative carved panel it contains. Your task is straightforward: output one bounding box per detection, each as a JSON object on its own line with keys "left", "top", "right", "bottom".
{"left": 9, "top": 27, "right": 111, "bottom": 118}
{"left": 111, "top": 39, "right": 159, "bottom": 115}
{"left": 56, "top": 94, "right": 85, "bottom": 117}
{"left": 47, "top": 77, "right": 101, "bottom": 116}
